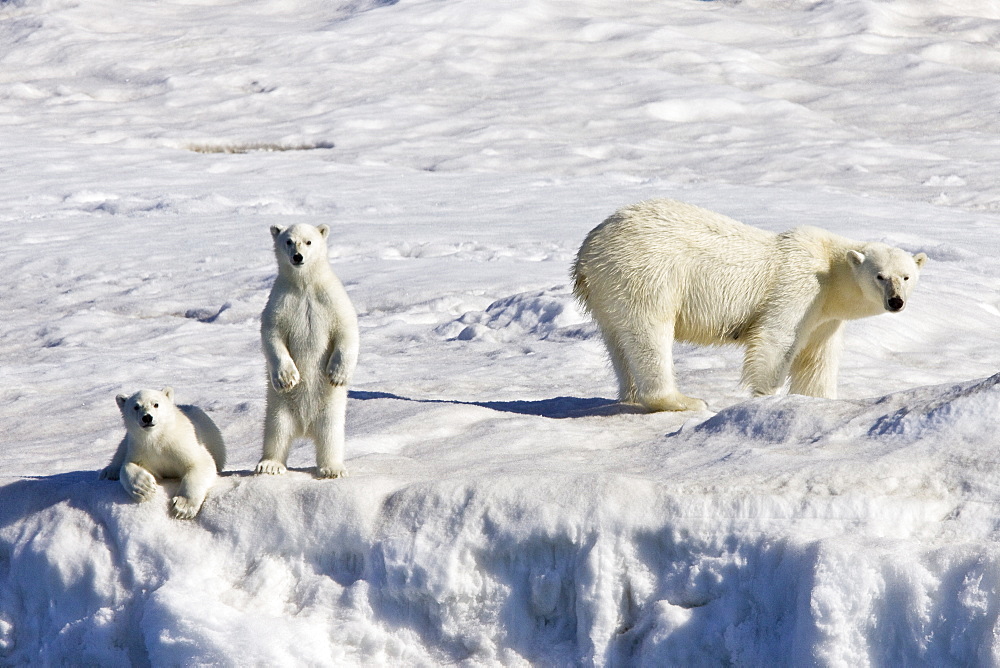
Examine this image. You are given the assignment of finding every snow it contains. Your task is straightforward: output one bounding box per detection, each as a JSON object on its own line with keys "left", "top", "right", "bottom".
{"left": 3, "top": 0, "right": 1000, "bottom": 664}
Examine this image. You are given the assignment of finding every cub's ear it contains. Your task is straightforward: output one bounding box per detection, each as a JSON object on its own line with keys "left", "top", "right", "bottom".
{"left": 116, "top": 394, "right": 129, "bottom": 409}
{"left": 847, "top": 250, "right": 866, "bottom": 266}
{"left": 161, "top": 387, "right": 174, "bottom": 401}
{"left": 270, "top": 225, "right": 286, "bottom": 240}
{"left": 316, "top": 224, "right": 330, "bottom": 238}
{"left": 913, "top": 252, "right": 928, "bottom": 268}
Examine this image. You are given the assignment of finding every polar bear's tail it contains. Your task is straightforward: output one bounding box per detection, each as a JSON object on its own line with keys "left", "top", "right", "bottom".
{"left": 571, "top": 255, "right": 592, "bottom": 313}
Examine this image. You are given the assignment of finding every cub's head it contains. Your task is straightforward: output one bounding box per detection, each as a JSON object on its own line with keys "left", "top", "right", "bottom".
{"left": 270, "top": 223, "right": 330, "bottom": 270}
{"left": 116, "top": 388, "right": 176, "bottom": 432}
{"left": 848, "top": 244, "right": 927, "bottom": 313}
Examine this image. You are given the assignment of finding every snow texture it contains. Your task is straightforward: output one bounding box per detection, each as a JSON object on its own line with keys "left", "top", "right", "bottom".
{"left": 3, "top": 0, "right": 1000, "bottom": 665}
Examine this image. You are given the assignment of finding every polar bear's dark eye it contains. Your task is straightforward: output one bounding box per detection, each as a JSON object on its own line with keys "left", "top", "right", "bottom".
{"left": 133, "top": 405, "right": 139, "bottom": 411}
{"left": 306, "top": 240, "right": 312, "bottom": 246}
{"left": 903, "top": 276, "right": 909, "bottom": 281}
{"left": 876, "top": 274, "right": 885, "bottom": 281}
{"left": 286, "top": 239, "right": 293, "bottom": 246}
{"left": 153, "top": 403, "right": 158, "bottom": 408}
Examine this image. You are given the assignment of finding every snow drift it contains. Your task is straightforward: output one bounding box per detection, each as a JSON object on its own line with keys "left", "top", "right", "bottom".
{"left": 5, "top": 373, "right": 1000, "bottom": 665}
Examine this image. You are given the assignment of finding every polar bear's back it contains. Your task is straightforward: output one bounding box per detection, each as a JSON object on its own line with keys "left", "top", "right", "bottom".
{"left": 574, "top": 198, "right": 780, "bottom": 345}
{"left": 178, "top": 404, "right": 226, "bottom": 472}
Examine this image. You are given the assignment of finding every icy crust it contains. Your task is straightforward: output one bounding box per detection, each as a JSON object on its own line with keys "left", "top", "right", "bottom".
{"left": 4, "top": 375, "right": 1000, "bottom": 666}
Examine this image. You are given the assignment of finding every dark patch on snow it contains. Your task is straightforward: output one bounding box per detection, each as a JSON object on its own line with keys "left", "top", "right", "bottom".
{"left": 186, "top": 141, "right": 335, "bottom": 155}
{"left": 350, "top": 390, "right": 619, "bottom": 419}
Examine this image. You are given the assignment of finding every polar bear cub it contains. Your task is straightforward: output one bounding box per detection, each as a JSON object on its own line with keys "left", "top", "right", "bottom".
{"left": 100, "top": 387, "right": 226, "bottom": 519}
{"left": 255, "top": 223, "right": 359, "bottom": 479}
{"left": 573, "top": 198, "right": 927, "bottom": 411}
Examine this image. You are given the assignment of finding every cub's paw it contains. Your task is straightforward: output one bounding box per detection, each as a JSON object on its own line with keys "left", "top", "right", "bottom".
{"left": 272, "top": 362, "right": 300, "bottom": 391}
{"left": 171, "top": 496, "right": 202, "bottom": 520}
{"left": 327, "top": 351, "right": 355, "bottom": 387}
{"left": 255, "top": 459, "right": 288, "bottom": 475}
{"left": 327, "top": 366, "right": 351, "bottom": 387}
{"left": 99, "top": 466, "right": 120, "bottom": 481}
{"left": 316, "top": 465, "right": 348, "bottom": 479}
{"left": 125, "top": 469, "right": 158, "bottom": 503}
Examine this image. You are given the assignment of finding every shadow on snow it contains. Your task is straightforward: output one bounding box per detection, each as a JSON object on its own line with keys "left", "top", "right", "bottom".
{"left": 349, "top": 390, "right": 641, "bottom": 419}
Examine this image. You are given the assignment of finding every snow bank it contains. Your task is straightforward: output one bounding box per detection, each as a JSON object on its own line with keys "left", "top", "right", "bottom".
{"left": 5, "top": 373, "right": 1000, "bottom": 665}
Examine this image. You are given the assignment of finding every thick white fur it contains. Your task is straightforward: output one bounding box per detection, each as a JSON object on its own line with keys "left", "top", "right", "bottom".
{"left": 100, "top": 387, "right": 226, "bottom": 519}
{"left": 255, "top": 223, "right": 359, "bottom": 479}
{"left": 573, "top": 198, "right": 928, "bottom": 411}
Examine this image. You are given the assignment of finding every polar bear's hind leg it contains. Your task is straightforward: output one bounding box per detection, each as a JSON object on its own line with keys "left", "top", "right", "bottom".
{"left": 314, "top": 386, "right": 349, "bottom": 479}
{"left": 623, "top": 319, "right": 708, "bottom": 412}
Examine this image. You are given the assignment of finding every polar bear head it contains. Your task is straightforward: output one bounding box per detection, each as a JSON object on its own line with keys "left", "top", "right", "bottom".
{"left": 848, "top": 244, "right": 927, "bottom": 313}
{"left": 270, "top": 223, "right": 330, "bottom": 272}
{"left": 117, "top": 387, "right": 176, "bottom": 433}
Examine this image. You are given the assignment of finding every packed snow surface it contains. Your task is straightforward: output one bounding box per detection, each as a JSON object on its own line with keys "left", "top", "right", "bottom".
{"left": 3, "top": 0, "right": 1000, "bottom": 665}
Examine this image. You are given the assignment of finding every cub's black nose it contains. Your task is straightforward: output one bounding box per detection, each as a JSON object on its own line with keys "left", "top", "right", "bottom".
{"left": 888, "top": 296, "right": 904, "bottom": 311}
{"left": 292, "top": 253, "right": 304, "bottom": 264}
{"left": 141, "top": 413, "right": 153, "bottom": 425}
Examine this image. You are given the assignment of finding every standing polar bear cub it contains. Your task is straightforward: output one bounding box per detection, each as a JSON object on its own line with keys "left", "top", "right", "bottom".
{"left": 573, "top": 198, "right": 927, "bottom": 411}
{"left": 101, "top": 388, "right": 226, "bottom": 519}
{"left": 256, "top": 223, "right": 359, "bottom": 479}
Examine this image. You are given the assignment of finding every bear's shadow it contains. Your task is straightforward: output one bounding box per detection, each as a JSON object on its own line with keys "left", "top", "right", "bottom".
{"left": 348, "top": 390, "right": 639, "bottom": 419}
{"left": 0, "top": 471, "right": 148, "bottom": 531}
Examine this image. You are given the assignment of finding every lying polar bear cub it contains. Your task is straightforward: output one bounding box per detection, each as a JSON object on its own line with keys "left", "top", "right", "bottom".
{"left": 573, "top": 198, "right": 927, "bottom": 411}
{"left": 101, "top": 387, "right": 226, "bottom": 519}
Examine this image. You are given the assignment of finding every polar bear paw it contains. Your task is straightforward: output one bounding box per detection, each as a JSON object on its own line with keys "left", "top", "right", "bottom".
{"left": 171, "top": 496, "right": 202, "bottom": 520}
{"left": 255, "top": 459, "right": 288, "bottom": 475}
{"left": 316, "top": 465, "right": 348, "bottom": 479}
{"left": 272, "top": 361, "right": 300, "bottom": 392}
{"left": 124, "top": 467, "right": 159, "bottom": 502}
{"left": 327, "top": 350, "right": 355, "bottom": 386}
{"left": 642, "top": 393, "right": 708, "bottom": 412}
{"left": 327, "top": 365, "right": 351, "bottom": 387}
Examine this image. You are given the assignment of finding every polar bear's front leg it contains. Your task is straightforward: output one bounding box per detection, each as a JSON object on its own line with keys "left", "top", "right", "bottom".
{"left": 743, "top": 297, "right": 818, "bottom": 396}
{"left": 326, "top": 345, "right": 358, "bottom": 387}
{"left": 742, "top": 332, "right": 795, "bottom": 397}
{"left": 263, "top": 329, "right": 301, "bottom": 391}
{"left": 789, "top": 320, "right": 844, "bottom": 398}
{"left": 171, "top": 465, "right": 216, "bottom": 519}
{"left": 121, "top": 462, "right": 158, "bottom": 503}
{"left": 314, "top": 386, "right": 349, "bottom": 479}
{"left": 271, "top": 357, "right": 301, "bottom": 392}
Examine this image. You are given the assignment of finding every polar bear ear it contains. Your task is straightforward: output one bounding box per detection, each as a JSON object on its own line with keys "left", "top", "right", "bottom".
{"left": 847, "top": 250, "right": 866, "bottom": 266}
{"left": 161, "top": 387, "right": 174, "bottom": 402}
{"left": 913, "top": 252, "right": 927, "bottom": 268}
{"left": 116, "top": 394, "right": 129, "bottom": 409}
{"left": 316, "top": 224, "right": 330, "bottom": 238}
{"left": 270, "top": 225, "right": 286, "bottom": 240}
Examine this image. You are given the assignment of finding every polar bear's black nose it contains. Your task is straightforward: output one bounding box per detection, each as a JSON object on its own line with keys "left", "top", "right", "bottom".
{"left": 292, "top": 252, "right": 304, "bottom": 265}
{"left": 140, "top": 413, "right": 153, "bottom": 426}
{"left": 887, "top": 296, "right": 904, "bottom": 311}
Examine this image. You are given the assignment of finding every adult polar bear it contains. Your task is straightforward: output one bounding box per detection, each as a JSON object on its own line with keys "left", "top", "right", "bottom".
{"left": 256, "top": 223, "right": 359, "bottom": 478}
{"left": 573, "top": 198, "right": 927, "bottom": 411}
